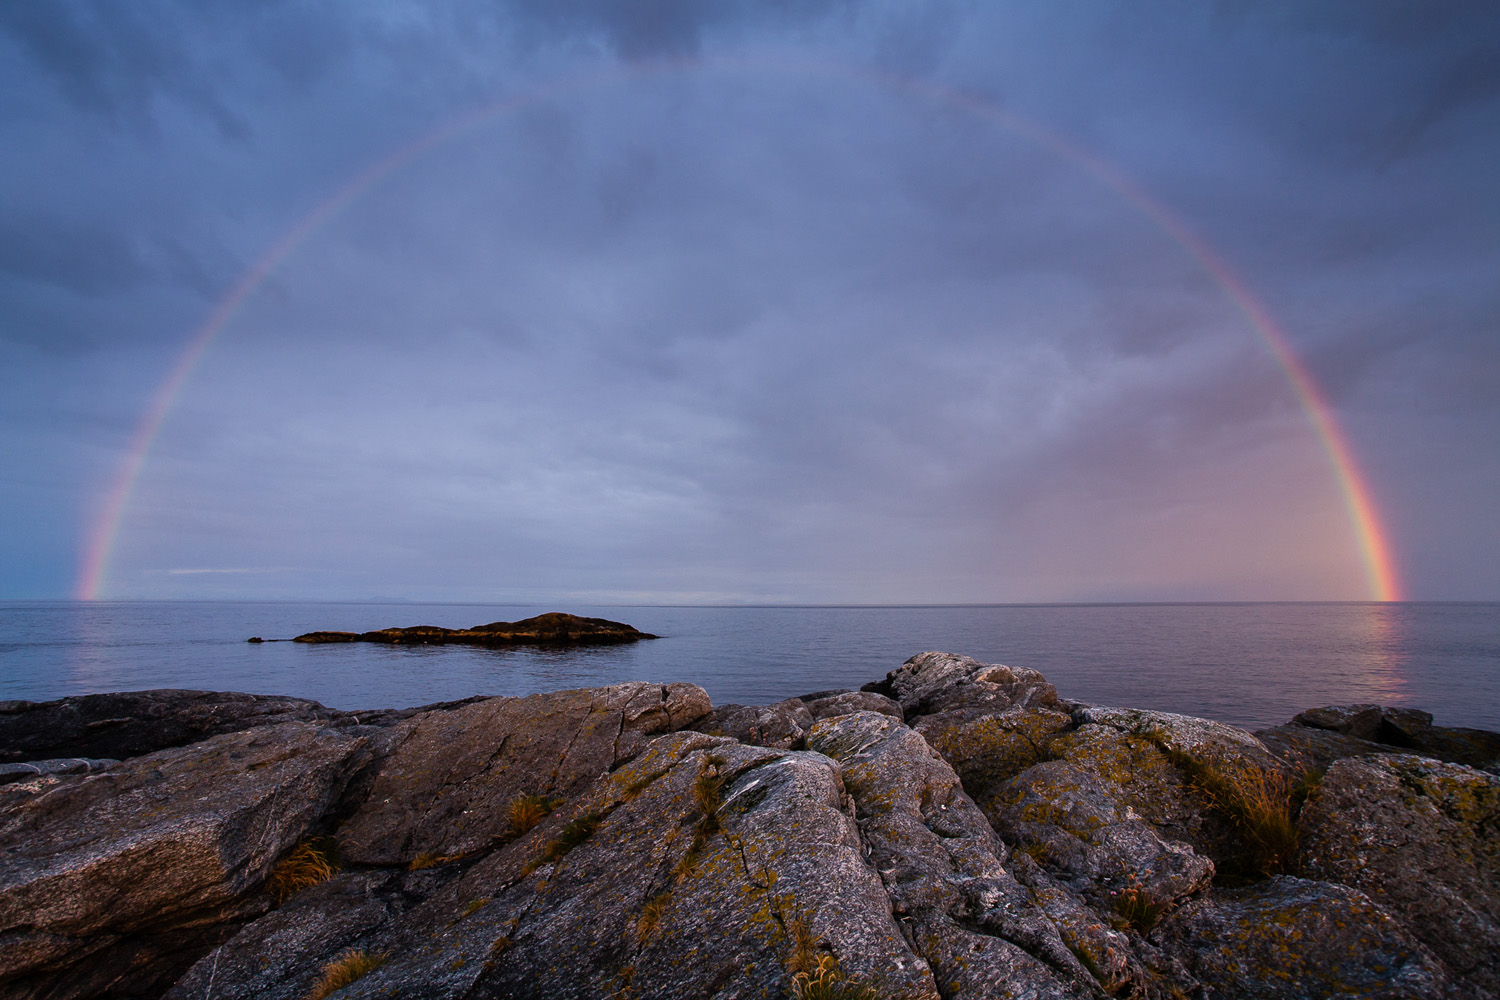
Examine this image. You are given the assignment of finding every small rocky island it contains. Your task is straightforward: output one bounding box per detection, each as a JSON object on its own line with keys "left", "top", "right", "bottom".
{"left": 289, "top": 611, "right": 658, "bottom": 646}
{"left": 2, "top": 652, "right": 1497, "bottom": 1000}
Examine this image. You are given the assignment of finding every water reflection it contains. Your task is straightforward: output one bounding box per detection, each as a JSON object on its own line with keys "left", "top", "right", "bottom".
{"left": 1359, "top": 603, "right": 1409, "bottom": 706}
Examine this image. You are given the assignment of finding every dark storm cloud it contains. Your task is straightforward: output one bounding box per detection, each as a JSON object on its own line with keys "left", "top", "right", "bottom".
{"left": 1, "top": 0, "right": 1496, "bottom": 601}
{"left": 0, "top": 214, "right": 146, "bottom": 296}
{"left": 0, "top": 0, "right": 248, "bottom": 137}
{"left": 506, "top": 0, "right": 853, "bottom": 60}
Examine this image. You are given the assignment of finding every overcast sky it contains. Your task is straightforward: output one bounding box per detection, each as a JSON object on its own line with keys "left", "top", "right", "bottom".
{"left": 2, "top": 1, "right": 1496, "bottom": 603}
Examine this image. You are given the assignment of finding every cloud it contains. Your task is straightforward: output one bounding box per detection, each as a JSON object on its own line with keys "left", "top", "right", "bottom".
{"left": 0, "top": 214, "right": 147, "bottom": 296}
{"left": 2, "top": 0, "right": 1497, "bottom": 600}
{"left": 0, "top": 0, "right": 248, "bottom": 136}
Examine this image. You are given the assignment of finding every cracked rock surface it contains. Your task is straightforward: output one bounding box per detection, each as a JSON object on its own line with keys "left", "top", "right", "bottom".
{"left": 2, "top": 653, "right": 1496, "bottom": 999}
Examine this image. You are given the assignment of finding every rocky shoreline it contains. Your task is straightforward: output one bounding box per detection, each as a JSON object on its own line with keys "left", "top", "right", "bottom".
{"left": 2, "top": 651, "right": 1497, "bottom": 999}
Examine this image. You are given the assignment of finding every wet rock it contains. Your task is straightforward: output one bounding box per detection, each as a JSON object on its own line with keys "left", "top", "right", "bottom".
{"left": 801, "top": 689, "right": 904, "bottom": 722}
{"left": 697, "top": 698, "right": 815, "bottom": 748}
{"left": 335, "top": 682, "right": 711, "bottom": 866}
{"left": 808, "top": 710, "right": 1123, "bottom": 998}
{"left": 294, "top": 611, "right": 657, "bottom": 646}
{"left": 862, "top": 651, "right": 1062, "bottom": 720}
{"left": 0, "top": 690, "right": 345, "bottom": 764}
{"left": 0, "top": 722, "right": 371, "bottom": 999}
{"left": 1298, "top": 754, "right": 1500, "bottom": 995}
{"left": 1154, "top": 876, "right": 1452, "bottom": 1000}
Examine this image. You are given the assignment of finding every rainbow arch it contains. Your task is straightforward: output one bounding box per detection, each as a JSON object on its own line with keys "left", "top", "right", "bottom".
{"left": 75, "top": 57, "right": 1402, "bottom": 602}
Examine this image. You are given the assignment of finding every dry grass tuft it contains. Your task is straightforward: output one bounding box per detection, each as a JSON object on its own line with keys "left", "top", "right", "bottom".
{"left": 787, "top": 915, "right": 820, "bottom": 978}
{"left": 304, "top": 949, "right": 388, "bottom": 1000}
{"left": 1109, "top": 880, "right": 1169, "bottom": 931}
{"left": 269, "top": 840, "right": 337, "bottom": 903}
{"left": 693, "top": 767, "right": 725, "bottom": 836}
{"left": 408, "top": 851, "right": 461, "bottom": 871}
{"left": 524, "top": 812, "right": 603, "bottom": 873}
{"left": 636, "top": 891, "right": 671, "bottom": 943}
{"left": 792, "top": 954, "right": 881, "bottom": 1000}
{"left": 671, "top": 840, "right": 702, "bottom": 882}
{"left": 459, "top": 897, "right": 490, "bottom": 920}
{"left": 1151, "top": 737, "right": 1322, "bottom": 881}
{"left": 507, "top": 794, "right": 560, "bottom": 835}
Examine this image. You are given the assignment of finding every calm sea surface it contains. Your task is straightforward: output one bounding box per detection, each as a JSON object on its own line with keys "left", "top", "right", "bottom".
{"left": 1, "top": 602, "right": 1495, "bottom": 733}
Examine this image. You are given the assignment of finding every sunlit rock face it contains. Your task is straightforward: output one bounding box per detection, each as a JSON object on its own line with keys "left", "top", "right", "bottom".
{"left": 2, "top": 652, "right": 1497, "bottom": 1000}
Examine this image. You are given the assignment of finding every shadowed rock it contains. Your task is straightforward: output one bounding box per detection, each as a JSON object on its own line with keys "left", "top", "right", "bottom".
{"left": 0, "top": 691, "right": 345, "bottom": 764}
{"left": 293, "top": 611, "right": 657, "bottom": 646}
{"left": 0, "top": 722, "right": 372, "bottom": 999}
{"left": 161, "top": 871, "right": 435, "bottom": 1000}
{"left": 1257, "top": 703, "right": 1500, "bottom": 775}
{"left": 808, "top": 710, "right": 1126, "bottom": 998}
{"left": 1299, "top": 754, "right": 1500, "bottom": 996}
{"left": 1154, "top": 876, "right": 1452, "bottom": 999}
{"left": 982, "top": 722, "right": 1216, "bottom": 910}
{"left": 693, "top": 697, "right": 815, "bottom": 749}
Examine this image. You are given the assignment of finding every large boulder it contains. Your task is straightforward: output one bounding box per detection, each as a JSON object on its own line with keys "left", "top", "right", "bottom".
{"left": 335, "top": 682, "right": 712, "bottom": 866}
{"left": 1261, "top": 704, "right": 1500, "bottom": 773}
{"left": 0, "top": 722, "right": 373, "bottom": 999}
{"left": 1256, "top": 723, "right": 1394, "bottom": 773}
{"left": 808, "top": 710, "right": 1127, "bottom": 998}
{"left": 1298, "top": 754, "right": 1500, "bottom": 995}
{"left": 1153, "top": 876, "right": 1452, "bottom": 999}
{"left": 913, "top": 705, "right": 1073, "bottom": 808}
{"left": 1075, "top": 705, "right": 1284, "bottom": 775}
{"left": 799, "top": 689, "right": 904, "bottom": 722}
{"left": 697, "top": 698, "right": 815, "bottom": 749}
{"left": 190, "top": 730, "right": 940, "bottom": 1000}
{"left": 862, "top": 651, "right": 1063, "bottom": 721}
{"left": 983, "top": 723, "right": 1216, "bottom": 910}
{"left": 0, "top": 691, "right": 346, "bottom": 764}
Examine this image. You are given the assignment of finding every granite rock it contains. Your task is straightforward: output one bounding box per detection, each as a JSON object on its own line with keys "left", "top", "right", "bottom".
{"left": 0, "top": 690, "right": 346, "bottom": 764}
{"left": 1298, "top": 754, "right": 1500, "bottom": 996}
{"left": 1154, "top": 876, "right": 1453, "bottom": 999}
{"left": 336, "top": 682, "right": 712, "bottom": 866}
{"left": 863, "top": 650, "right": 1063, "bottom": 720}
{"left": 0, "top": 722, "right": 372, "bottom": 999}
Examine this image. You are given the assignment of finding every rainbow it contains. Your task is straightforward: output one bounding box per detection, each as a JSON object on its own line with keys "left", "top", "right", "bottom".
{"left": 75, "top": 58, "right": 1402, "bottom": 602}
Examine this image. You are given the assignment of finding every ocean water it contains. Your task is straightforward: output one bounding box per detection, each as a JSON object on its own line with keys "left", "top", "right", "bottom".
{"left": 0, "top": 602, "right": 1495, "bottom": 733}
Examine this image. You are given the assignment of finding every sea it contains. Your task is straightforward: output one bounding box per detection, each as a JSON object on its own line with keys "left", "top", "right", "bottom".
{"left": 1, "top": 602, "right": 1496, "bottom": 734}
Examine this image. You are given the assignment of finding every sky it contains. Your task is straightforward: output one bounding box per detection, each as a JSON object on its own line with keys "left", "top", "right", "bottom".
{"left": 1, "top": 1, "right": 1497, "bottom": 605}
